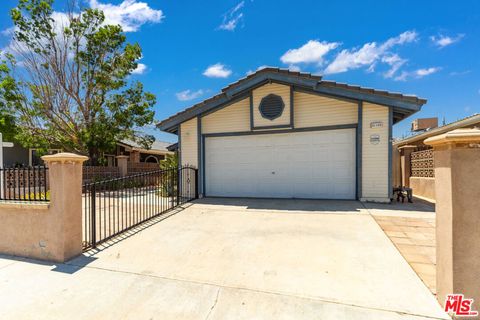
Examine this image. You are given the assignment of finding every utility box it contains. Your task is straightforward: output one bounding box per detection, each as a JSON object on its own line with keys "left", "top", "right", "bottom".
{"left": 411, "top": 118, "right": 438, "bottom": 132}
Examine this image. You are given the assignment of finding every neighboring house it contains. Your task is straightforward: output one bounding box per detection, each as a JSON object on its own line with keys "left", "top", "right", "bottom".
{"left": 157, "top": 68, "right": 426, "bottom": 202}
{"left": 2, "top": 139, "right": 173, "bottom": 167}
{"left": 113, "top": 140, "right": 173, "bottom": 166}
{"left": 393, "top": 113, "right": 480, "bottom": 202}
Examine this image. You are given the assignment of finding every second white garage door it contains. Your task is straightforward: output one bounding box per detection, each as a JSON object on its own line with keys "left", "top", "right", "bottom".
{"left": 204, "top": 129, "right": 356, "bottom": 199}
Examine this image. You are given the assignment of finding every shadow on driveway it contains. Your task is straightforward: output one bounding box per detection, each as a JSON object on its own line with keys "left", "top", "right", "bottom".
{"left": 193, "top": 197, "right": 365, "bottom": 213}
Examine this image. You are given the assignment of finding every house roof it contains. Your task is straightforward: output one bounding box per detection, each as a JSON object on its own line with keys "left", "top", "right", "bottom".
{"left": 394, "top": 113, "right": 480, "bottom": 146}
{"left": 119, "top": 139, "right": 172, "bottom": 154}
{"left": 157, "top": 67, "right": 427, "bottom": 133}
{"left": 166, "top": 143, "right": 178, "bottom": 152}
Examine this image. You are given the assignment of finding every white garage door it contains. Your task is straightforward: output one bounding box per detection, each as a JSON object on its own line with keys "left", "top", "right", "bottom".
{"left": 205, "top": 129, "right": 356, "bottom": 199}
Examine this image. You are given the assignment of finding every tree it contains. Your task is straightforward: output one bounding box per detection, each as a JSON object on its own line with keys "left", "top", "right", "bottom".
{"left": 0, "top": 53, "right": 19, "bottom": 142}
{"left": 159, "top": 152, "right": 178, "bottom": 170}
{"left": 5, "top": 0, "right": 155, "bottom": 164}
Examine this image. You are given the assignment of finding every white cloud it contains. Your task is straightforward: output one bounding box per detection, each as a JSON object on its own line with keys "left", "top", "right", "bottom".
{"left": 450, "top": 70, "right": 471, "bottom": 76}
{"left": 415, "top": 67, "right": 440, "bottom": 77}
{"left": 203, "top": 63, "right": 232, "bottom": 78}
{"left": 219, "top": 1, "right": 245, "bottom": 31}
{"left": 132, "top": 63, "right": 147, "bottom": 74}
{"left": 394, "top": 67, "right": 440, "bottom": 81}
{"left": 246, "top": 65, "right": 270, "bottom": 75}
{"left": 382, "top": 54, "right": 407, "bottom": 78}
{"left": 324, "top": 30, "right": 418, "bottom": 75}
{"left": 430, "top": 34, "right": 464, "bottom": 48}
{"left": 176, "top": 89, "right": 204, "bottom": 101}
{"left": 280, "top": 40, "right": 340, "bottom": 66}
{"left": 89, "top": 0, "right": 164, "bottom": 32}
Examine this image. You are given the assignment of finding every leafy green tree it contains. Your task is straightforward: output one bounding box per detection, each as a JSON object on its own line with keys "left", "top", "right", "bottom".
{"left": 6, "top": 0, "right": 155, "bottom": 164}
{"left": 0, "top": 52, "right": 19, "bottom": 142}
{"left": 160, "top": 152, "right": 178, "bottom": 170}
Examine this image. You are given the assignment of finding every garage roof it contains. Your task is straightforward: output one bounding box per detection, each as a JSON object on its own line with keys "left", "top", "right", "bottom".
{"left": 158, "top": 67, "right": 427, "bottom": 133}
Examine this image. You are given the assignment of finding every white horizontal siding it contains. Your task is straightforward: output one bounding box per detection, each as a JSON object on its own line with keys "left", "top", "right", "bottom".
{"left": 180, "top": 117, "right": 198, "bottom": 168}
{"left": 294, "top": 91, "right": 358, "bottom": 128}
{"left": 202, "top": 98, "right": 250, "bottom": 134}
{"left": 362, "top": 102, "right": 389, "bottom": 200}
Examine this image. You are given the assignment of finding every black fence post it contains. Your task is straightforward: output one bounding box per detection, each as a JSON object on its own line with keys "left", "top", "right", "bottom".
{"left": 194, "top": 168, "right": 199, "bottom": 199}
{"left": 176, "top": 167, "right": 180, "bottom": 206}
{"left": 91, "top": 183, "right": 96, "bottom": 248}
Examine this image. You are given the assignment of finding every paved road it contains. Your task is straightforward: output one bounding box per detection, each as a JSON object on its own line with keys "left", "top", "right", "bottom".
{"left": 0, "top": 198, "right": 449, "bottom": 319}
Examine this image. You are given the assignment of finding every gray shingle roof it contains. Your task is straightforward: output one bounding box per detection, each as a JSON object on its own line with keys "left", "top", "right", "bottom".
{"left": 120, "top": 139, "right": 171, "bottom": 152}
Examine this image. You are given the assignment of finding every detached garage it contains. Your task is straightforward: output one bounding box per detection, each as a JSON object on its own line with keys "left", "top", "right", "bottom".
{"left": 158, "top": 68, "right": 426, "bottom": 202}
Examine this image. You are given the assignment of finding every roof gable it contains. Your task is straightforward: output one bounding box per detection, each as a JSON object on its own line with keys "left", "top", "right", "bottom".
{"left": 158, "top": 67, "right": 427, "bottom": 133}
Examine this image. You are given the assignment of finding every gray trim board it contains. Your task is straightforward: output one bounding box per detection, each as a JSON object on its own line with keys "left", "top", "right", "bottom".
{"left": 252, "top": 124, "right": 292, "bottom": 130}
{"left": 290, "top": 85, "right": 294, "bottom": 128}
{"left": 388, "top": 107, "right": 393, "bottom": 200}
{"left": 202, "top": 135, "right": 206, "bottom": 196}
{"left": 203, "top": 123, "right": 357, "bottom": 138}
{"left": 356, "top": 101, "right": 363, "bottom": 200}
{"left": 249, "top": 92, "right": 254, "bottom": 131}
{"left": 178, "top": 125, "right": 182, "bottom": 169}
{"left": 197, "top": 116, "right": 203, "bottom": 196}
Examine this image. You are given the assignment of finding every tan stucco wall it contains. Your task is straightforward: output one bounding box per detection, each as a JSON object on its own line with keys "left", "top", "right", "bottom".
{"left": 409, "top": 177, "right": 435, "bottom": 201}
{"left": 202, "top": 98, "right": 250, "bottom": 134}
{"left": 361, "top": 103, "right": 389, "bottom": 202}
{"left": 294, "top": 92, "right": 357, "bottom": 128}
{"left": 180, "top": 117, "right": 198, "bottom": 168}
{"left": 0, "top": 155, "right": 85, "bottom": 262}
{"left": 392, "top": 146, "right": 401, "bottom": 187}
{"left": 252, "top": 83, "right": 291, "bottom": 127}
{"left": 432, "top": 145, "right": 480, "bottom": 306}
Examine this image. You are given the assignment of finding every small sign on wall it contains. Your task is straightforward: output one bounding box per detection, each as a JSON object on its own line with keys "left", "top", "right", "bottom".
{"left": 370, "top": 121, "right": 384, "bottom": 128}
{"left": 370, "top": 134, "right": 381, "bottom": 145}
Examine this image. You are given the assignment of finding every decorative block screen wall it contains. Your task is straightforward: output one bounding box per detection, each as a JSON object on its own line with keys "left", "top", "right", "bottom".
{"left": 410, "top": 149, "right": 435, "bottom": 178}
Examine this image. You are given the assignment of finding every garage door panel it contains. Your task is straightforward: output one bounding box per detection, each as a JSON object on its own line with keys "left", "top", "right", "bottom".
{"left": 205, "top": 129, "right": 356, "bottom": 199}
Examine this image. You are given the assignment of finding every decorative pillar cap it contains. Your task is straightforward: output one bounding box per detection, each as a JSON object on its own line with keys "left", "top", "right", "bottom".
{"left": 424, "top": 128, "right": 480, "bottom": 147}
{"left": 397, "top": 145, "right": 417, "bottom": 150}
{"left": 116, "top": 155, "right": 129, "bottom": 159}
{"left": 41, "top": 152, "right": 89, "bottom": 164}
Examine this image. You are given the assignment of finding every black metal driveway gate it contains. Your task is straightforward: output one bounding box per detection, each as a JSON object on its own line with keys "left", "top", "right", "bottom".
{"left": 82, "top": 166, "right": 198, "bottom": 249}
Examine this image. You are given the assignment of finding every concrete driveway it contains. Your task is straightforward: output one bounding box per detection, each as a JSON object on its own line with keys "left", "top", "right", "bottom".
{"left": 0, "top": 198, "right": 448, "bottom": 320}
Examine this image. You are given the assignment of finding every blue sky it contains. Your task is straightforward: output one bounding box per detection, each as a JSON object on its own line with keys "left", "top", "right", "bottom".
{"left": 1, "top": 0, "right": 479, "bottom": 143}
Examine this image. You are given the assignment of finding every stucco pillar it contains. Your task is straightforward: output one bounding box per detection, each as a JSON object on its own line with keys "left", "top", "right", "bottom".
{"left": 41, "top": 152, "right": 88, "bottom": 262}
{"left": 116, "top": 155, "right": 128, "bottom": 177}
{"left": 425, "top": 129, "right": 480, "bottom": 309}
{"left": 398, "top": 145, "right": 416, "bottom": 187}
{"left": 392, "top": 145, "right": 401, "bottom": 187}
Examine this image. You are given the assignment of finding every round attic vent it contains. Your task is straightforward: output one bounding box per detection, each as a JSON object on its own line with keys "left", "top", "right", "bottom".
{"left": 259, "top": 94, "right": 285, "bottom": 120}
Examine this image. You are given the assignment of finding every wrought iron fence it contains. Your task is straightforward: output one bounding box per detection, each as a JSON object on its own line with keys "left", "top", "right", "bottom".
{"left": 0, "top": 166, "right": 49, "bottom": 201}
{"left": 82, "top": 166, "right": 197, "bottom": 249}
{"left": 411, "top": 149, "right": 435, "bottom": 178}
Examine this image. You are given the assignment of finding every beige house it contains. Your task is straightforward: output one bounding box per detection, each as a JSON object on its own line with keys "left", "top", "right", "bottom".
{"left": 158, "top": 68, "right": 426, "bottom": 202}
{"left": 393, "top": 113, "right": 480, "bottom": 202}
